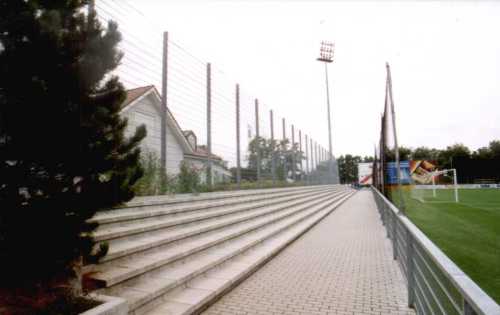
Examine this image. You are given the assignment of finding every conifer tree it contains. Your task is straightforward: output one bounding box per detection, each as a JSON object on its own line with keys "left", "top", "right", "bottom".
{"left": 0, "top": 0, "right": 145, "bottom": 294}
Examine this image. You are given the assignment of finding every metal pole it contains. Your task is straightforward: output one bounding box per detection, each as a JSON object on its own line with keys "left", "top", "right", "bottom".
{"left": 299, "top": 130, "right": 303, "bottom": 182}
{"left": 454, "top": 169, "right": 459, "bottom": 202}
{"left": 392, "top": 212, "right": 397, "bottom": 260}
{"left": 206, "top": 63, "right": 212, "bottom": 188}
{"left": 380, "top": 114, "right": 386, "bottom": 195}
{"left": 270, "top": 110, "right": 276, "bottom": 185}
{"left": 387, "top": 63, "right": 405, "bottom": 213}
{"left": 291, "top": 124, "right": 296, "bottom": 181}
{"left": 161, "top": 32, "right": 168, "bottom": 171}
{"left": 282, "top": 118, "right": 287, "bottom": 181}
{"left": 310, "top": 138, "right": 314, "bottom": 175}
{"left": 315, "top": 141, "right": 318, "bottom": 183}
{"left": 255, "top": 99, "right": 261, "bottom": 183}
{"left": 88, "top": 0, "right": 96, "bottom": 29}
{"left": 305, "top": 134, "right": 309, "bottom": 184}
{"left": 315, "top": 142, "right": 319, "bottom": 170}
{"left": 407, "top": 232, "right": 415, "bottom": 307}
{"left": 432, "top": 175, "right": 436, "bottom": 198}
{"left": 324, "top": 62, "right": 334, "bottom": 179}
{"left": 236, "top": 84, "right": 241, "bottom": 188}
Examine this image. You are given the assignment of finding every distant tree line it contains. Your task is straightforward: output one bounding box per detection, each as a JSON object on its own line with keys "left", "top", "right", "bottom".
{"left": 339, "top": 140, "right": 500, "bottom": 184}
{"left": 230, "top": 136, "right": 305, "bottom": 182}
{"left": 337, "top": 155, "right": 374, "bottom": 184}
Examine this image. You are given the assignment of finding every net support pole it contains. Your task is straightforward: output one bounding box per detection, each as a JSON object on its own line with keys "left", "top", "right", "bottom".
{"left": 386, "top": 63, "right": 406, "bottom": 214}
{"left": 432, "top": 175, "right": 436, "bottom": 198}
{"left": 270, "top": 110, "right": 276, "bottom": 185}
{"left": 161, "top": 32, "right": 169, "bottom": 172}
{"left": 206, "top": 62, "right": 212, "bottom": 188}
{"left": 235, "top": 84, "right": 241, "bottom": 188}
{"left": 255, "top": 99, "right": 261, "bottom": 183}
{"left": 453, "top": 169, "right": 459, "bottom": 203}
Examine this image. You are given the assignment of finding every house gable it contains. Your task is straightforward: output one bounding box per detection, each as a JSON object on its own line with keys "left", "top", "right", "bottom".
{"left": 121, "top": 86, "right": 194, "bottom": 174}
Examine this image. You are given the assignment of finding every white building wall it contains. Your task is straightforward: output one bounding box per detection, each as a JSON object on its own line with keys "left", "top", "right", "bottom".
{"left": 165, "top": 129, "right": 184, "bottom": 175}
{"left": 123, "top": 95, "right": 161, "bottom": 159}
{"left": 184, "top": 157, "right": 232, "bottom": 184}
{"left": 122, "top": 94, "right": 184, "bottom": 175}
{"left": 122, "top": 91, "right": 231, "bottom": 180}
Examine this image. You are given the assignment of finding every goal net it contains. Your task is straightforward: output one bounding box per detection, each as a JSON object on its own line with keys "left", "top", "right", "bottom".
{"left": 411, "top": 169, "right": 459, "bottom": 203}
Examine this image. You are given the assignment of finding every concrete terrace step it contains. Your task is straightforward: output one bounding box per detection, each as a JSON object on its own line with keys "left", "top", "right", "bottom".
{"left": 130, "top": 190, "right": 356, "bottom": 315}
{"left": 92, "top": 186, "right": 336, "bottom": 243}
{"left": 90, "top": 189, "right": 345, "bottom": 287}
{"left": 92, "top": 186, "right": 329, "bottom": 225}
{"left": 123, "top": 185, "right": 329, "bottom": 208}
{"left": 98, "top": 188, "right": 343, "bottom": 263}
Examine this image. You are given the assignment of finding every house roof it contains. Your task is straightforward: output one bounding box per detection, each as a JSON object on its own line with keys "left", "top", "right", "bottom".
{"left": 121, "top": 86, "right": 194, "bottom": 154}
{"left": 122, "top": 85, "right": 154, "bottom": 108}
{"left": 189, "top": 145, "right": 223, "bottom": 161}
{"left": 183, "top": 130, "right": 196, "bottom": 138}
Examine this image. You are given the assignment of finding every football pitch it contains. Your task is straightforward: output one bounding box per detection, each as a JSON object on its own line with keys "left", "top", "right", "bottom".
{"left": 402, "top": 188, "right": 500, "bottom": 304}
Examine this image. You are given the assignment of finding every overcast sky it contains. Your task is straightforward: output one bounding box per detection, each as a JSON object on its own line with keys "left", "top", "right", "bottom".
{"left": 104, "top": 0, "right": 500, "bottom": 158}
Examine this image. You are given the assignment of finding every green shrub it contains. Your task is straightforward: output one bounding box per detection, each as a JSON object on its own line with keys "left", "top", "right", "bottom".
{"left": 177, "top": 161, "right": 201, "bottom": 193}
{"left": 134, "top": 151, "right": 175, "bottom": 196}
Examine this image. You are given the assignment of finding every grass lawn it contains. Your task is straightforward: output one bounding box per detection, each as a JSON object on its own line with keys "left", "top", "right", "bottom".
{"left": 399, "top": 188, "right": 500, "bottom": 304}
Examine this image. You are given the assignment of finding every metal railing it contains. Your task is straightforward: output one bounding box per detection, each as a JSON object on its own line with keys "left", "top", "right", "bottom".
{"left": 371, "top": 187, "right": 500, "bottom": 315}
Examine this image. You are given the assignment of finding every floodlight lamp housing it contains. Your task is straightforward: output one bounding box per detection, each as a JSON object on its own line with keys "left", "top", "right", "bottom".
{"left": 317, "top": 41, "right": 334, "bottom": 63}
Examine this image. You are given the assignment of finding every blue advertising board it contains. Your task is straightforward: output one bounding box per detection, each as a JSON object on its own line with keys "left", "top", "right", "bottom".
{"left": 386, "top": 161, "right": 411, "bottom": 184}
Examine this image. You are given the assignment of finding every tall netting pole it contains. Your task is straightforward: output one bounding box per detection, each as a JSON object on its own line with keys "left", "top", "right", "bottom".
{"left": 299, "top": 130, "right": 303, "bottom": 183}
{"left": 206, "top": 62, "right": 212, "bottom": 188}
{"left": 282, "top": 118, "right": 287, "bottom": 181}
{"left": 310, "top": 137, "right": 314, "bottom": 183}
{"left": 386, "top": 62, "right": 405, "bottom": 213}
{"left": 161, "top": 32, "right": 168, "bottom": 171}
{"left": 255, "top": 99, "right": 261, "bottom": 183}
{"left": 305, "top": 134, "right": 309, "bottom": 184}
{"left": 291, "top": 124, "right": 296, "bottom": 181}
{"left": 235, "top": 84, "right": 241, "bottom": 188}
{"left": 380, "top": 114, "right": 386, "bottom": 195}
{"left": 270, "top": 110, "right": 276, "bottom": 186}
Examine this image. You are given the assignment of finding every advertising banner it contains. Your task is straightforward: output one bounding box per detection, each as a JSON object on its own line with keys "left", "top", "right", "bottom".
{"left": 410, "top": 160, "right": 438, "bottom": 184}
{"left": 386, "top": 161, "right": 411, "bottom": 184}
{"left": 358, "top": 163, "right": 373, "bottom": 185}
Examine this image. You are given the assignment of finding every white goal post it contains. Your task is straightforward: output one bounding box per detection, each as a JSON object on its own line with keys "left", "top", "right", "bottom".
{"left": 411, "top": 168, "right": 459, "bottom": 203}
{"left": 429, "top": 169, "right": 459, "bottom": 203}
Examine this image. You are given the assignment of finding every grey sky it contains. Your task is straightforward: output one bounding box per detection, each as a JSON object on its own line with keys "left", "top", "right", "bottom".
{"left": 104, "top": 0, "right": 500, "bottom": 158}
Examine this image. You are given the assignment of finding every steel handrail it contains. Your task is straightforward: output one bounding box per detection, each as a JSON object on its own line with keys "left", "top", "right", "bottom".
{"left": 371, "top": 186, "right": 500, "bottom": 315}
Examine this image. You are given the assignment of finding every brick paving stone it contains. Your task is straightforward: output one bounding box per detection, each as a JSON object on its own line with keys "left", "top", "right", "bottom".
{"left": 203, "top": 190, "right": 415, "bottom": 315}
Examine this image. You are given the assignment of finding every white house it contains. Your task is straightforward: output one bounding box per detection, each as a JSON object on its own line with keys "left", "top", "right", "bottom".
{"left": 120, "top": 85, "right": 231, "bottom": 184}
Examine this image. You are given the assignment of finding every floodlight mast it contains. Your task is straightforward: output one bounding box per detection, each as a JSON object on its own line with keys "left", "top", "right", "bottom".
{"left": 317, "top": 41, "right": 335, "bottom": 183}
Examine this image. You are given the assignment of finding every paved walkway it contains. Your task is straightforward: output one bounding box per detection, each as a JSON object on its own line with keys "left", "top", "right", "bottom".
{"left": 203, "top": 190, "right": 415, "bottom": 315}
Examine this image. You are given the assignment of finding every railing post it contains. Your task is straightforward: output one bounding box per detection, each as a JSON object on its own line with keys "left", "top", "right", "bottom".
{"left": 464, "top": 300, "right": 475, "bottom": 315}
{"left": 381, "top": 199, "right": 386, "bottom": 226}
{"left": 392, "top": 211, "right": 397, "bottom": 260}
{"left": 386, "top": 204, "right": 391, "bottom": 238}
{"left": 407, "top": 230, "right": 415, "bottom": 308}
